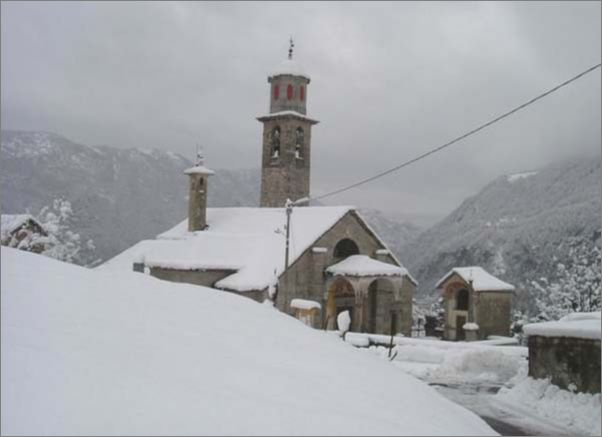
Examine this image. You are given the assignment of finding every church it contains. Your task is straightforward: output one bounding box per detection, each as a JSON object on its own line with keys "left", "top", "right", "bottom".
{"left": 105, "top": 45, "right": 417, "bottom": 336}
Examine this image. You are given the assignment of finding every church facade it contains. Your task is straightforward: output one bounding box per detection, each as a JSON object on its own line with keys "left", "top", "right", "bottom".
{"left": 105, "top": 46, "right": 416, "bottom": 336}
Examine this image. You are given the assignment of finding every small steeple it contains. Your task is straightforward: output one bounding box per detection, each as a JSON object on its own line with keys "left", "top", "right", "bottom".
{"left": 288, "top": 37, "right": 294, "bottom": 60}
{"left": 184, "top": 145, "right": 215, "bottom": 232}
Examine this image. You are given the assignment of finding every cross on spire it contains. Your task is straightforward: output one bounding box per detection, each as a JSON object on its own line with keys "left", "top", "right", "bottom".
{"left": 288, "top": 37, "right": 294, "bottom": 60}
{"left": 195, "top": 145, "right": 205, "bottom": 166}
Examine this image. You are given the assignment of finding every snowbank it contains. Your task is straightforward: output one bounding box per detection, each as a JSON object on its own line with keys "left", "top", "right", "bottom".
{"left": 523, "top": 312, "right": 601, "bottom": 340}
{"left": 497, "top": 377, "right": 601, "bottom": 436}
{"left": 434, "top": 349, "right": 525, "bottom": 383}
{"left": 1, "top": 248, "right": 496, "bottom": 436}
{"left": 382, "top": 338, "right": 527, "bottom": 384}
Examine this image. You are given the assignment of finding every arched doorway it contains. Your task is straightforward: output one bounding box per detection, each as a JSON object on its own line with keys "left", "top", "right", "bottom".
{"left": 325, "top": 277, "right": 355, "bottom": 331}
{"left": 333, "top": 238, "right": 359, "bottom": 259}
{"left": 364, "top": 278, "right": 396, "bottom": 334}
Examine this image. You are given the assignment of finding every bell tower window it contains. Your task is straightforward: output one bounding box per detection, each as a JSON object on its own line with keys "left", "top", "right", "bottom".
{"left": 300, "top": 85, "right": 305, "bottom": 101}
{"left": 287, "top": 84, "right": 293, "bottom": 100}
{"left": 273, "top": 85, "right": 280, "bottom": 100}
{"left": 295, "top": 127, "right": 304, "bottom": 159}
{"left": 270, "top": 126, "right": 281, "bottom": 159}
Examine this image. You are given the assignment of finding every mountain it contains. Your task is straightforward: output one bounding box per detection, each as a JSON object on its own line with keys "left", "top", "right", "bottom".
{"left": 1, "top": 130, "right": 260, "bottom": 264}
{"left": 357, "top": 208, "right": 423, "bottom": 257}
{"left": 1, "top": 130, "right": 421, "bottom": 266}
{"left": 404, "top": 157, "right": 601, "bottom": 318}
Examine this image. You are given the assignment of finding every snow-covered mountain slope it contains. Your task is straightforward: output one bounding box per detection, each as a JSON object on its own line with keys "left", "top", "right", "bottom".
{"left": 357, "top": 208, "right": 423, "bottom": 257}
{"left": 1, "top": 130, "right": 421, "bottom": 266}
{"left": 1, "top": 130, "right": 260, "bottom": 263}
{"left": 404, "top": 157, "right": 601, "bottom": 309}
{"left": 0, "top": 247, "right": 496, "bottom": 436}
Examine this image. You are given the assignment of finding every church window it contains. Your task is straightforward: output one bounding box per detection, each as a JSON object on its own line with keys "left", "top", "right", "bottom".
{"left": 274, "top": 85, "right": 280, "bottom": 100}
{"left": 270, "top": 126, "right": 281, "bottom": 159}
{"left": 456, "top": 289, "right": 469, "bottom": 311}
{"left": 295, "top": 127, "right": 304, "bottom": 159}
{"left": 300, "top": 85, "right": 305, "bottom": 101}
{"left": 334, "top": 238, "right": 360, "bottom": 258}
{"left": 287, "top": 84, "right": 293, "bottom": 100}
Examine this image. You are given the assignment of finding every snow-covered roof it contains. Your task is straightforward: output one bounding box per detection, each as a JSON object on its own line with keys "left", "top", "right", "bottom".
{"left": 435, "top": 266, "right": 515, "bottom": 292}
{"left": 523, "top": 312, "right": 601, "bottom": 340}
{"left": 1, "top": 214, "right": 42, "bottom": 237}
{"left": 103, "top": 206, "right": 353, "bottom": 292}
{"left": 269, "top": 58, "right": 310, "bottom": 81}
{"left": 256, "top": 110, "right": 319, "bottom": 124}
{"left": 184, "top": 165, "right": 215, "bottom": 175}
{"left": 290, "top": 299, "right": 321, "bottom": 311}
{"left": 326, "top": 255, "right": 407, "bottom": 278}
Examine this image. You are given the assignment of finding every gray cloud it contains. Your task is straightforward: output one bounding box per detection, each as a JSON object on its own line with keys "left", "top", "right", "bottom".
{"left": 1, "top": 1, "right": 600, "bottom": 221}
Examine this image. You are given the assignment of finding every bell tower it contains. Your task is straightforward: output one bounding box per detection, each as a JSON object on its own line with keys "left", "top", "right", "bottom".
{"left": 258, "top": 39, "right": 319, "bottom": 208}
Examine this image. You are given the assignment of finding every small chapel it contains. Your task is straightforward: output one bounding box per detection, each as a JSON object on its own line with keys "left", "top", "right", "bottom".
{"left": 106, "top": 43, "right": 417, "bottom": 336}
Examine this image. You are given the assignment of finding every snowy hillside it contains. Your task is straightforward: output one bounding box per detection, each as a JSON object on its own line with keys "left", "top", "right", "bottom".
{"left": 404, "top": 157, "right": 601, "bottom": 318}
{"left": 0, "top": 247, "right": 495, "bottom": 436}
{"left": 1, "top": 130, "right": 420, "bottom": 265}
{"left": 1, "top": 130, "right": 260, "bottom": 263}
{"left": 357, "top": 208, "right": 423, "bottom": 257}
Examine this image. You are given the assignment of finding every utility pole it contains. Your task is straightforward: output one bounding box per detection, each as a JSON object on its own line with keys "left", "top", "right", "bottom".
{"left": 284, "top": 199, "right": 292, "bottom": 270}
{"left": 283, "top": 197, "right": 309, "bottom": 271}
{"left": 273, "top": 197, "right": 309, "bottom": 305}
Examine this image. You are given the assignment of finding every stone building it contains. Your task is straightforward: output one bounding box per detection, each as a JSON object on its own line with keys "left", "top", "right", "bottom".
{"left": 104, "top": 46, "right": 417, "bottom": 335}
{"left": 524, "top": 312, "right": 601, "bottom": 394}
{"left": 436, "top": 266, "right": 514, "bottom": 341}
{"left": 1, "top": 214, "right": 48, "bottom": 253}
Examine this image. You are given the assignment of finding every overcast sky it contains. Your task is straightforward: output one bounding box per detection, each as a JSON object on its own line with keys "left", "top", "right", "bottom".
{"left": 1, "top": 1, "right": 600, "bottom": 222}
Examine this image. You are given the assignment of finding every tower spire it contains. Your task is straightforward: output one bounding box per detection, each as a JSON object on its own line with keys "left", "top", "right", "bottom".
{"left": 288, "top": 37, "right": 294, "bottom": 60}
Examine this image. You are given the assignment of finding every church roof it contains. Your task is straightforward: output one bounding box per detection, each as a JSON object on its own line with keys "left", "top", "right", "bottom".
{"left": 269, "top": 58, "right": 310, "bottom": 81}
{"left": 102, "top": 206, "right": 354, "bottom": 292}
{"left": 435, "top": 266, "right": 515, "bottom": 292}
{"left": 326, "top": 255, "right": 408, "bottom": 278}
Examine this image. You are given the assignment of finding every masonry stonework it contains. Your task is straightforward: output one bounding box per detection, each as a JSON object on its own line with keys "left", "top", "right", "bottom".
{"left": 275, "top": 210, "right": 414, "bottom": 336}
{"left": 528, "top": 335, "right": 601, "bottom": 394}
{"left": 259, "top": 115, "right": 314, "bottom": 207}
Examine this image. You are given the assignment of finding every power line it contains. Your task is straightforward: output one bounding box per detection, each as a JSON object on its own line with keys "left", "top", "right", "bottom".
{"left": 311, "top": 63, "right": 601, "bottom": 202}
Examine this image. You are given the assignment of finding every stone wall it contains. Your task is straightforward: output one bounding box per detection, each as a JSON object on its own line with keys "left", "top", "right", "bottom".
{"left": 259, "top": 116, "right": 313, "bottom": 208}
{"left": 268, "top": 75, "right": 310, "bottom": 115}
{"left": 187, "top": 173, "right": 210, "bottom": 231}
{"left": 528, "top": 335, "right": 601, "bottom": 394}
{"left": 475, "top": 292, "right": 511, "bottom": 339}
{"left": 149, "top": 267, "right": 235, "bottom": 289}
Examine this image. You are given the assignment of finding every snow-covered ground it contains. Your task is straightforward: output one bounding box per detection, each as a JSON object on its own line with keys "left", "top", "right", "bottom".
{"left": 1, "top": 247, "right": 496, "bottom": 436}
{"left": 363, "top": 337, "right": 601, "bottom": 436}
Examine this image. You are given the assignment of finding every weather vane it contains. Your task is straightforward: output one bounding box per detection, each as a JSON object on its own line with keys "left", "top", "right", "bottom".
{"left": 288, "top": 37, "right": 294, "bottom": 60}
